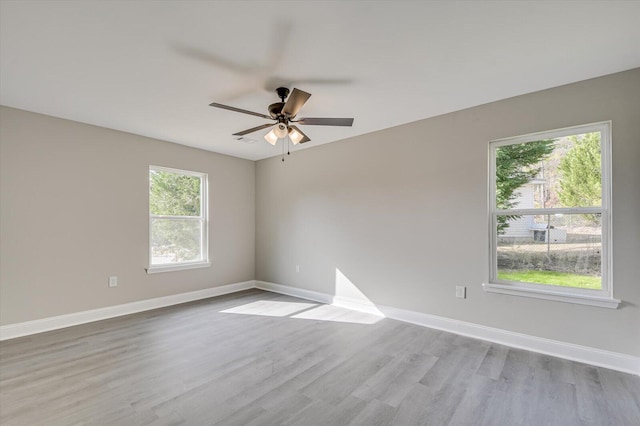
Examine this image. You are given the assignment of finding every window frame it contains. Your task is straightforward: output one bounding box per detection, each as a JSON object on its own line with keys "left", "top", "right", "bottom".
{"left": 484, "top": 121, "right": 619, "bottom": 308}
{"left": 147, "top": 165, "right": 210, "bottom": 274}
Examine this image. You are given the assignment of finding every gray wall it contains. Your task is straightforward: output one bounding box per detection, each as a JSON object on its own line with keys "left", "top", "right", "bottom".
{"left": 256, "top": 69, "right": 640, "bottom": 357}
{"left": 0, "top": 107, "right": 255, "bottom": 325}
{"left": 2, "top": 70, "right": 638, "bottom": 357}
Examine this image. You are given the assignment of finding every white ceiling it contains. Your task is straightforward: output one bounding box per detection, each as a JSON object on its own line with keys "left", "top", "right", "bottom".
{"left": 2, "top": 1, "right": 639, "bottom": 161}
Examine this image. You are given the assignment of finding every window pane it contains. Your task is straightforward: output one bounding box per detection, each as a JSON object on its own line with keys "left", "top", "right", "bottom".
{"left": 149, "top": 170, "right": 201, "bottom": 216}
{"left": 151, "top": 218, "right": 202, "bottom": 265}
{"left": 496, "top": 213, "right": 602, "bottom": 289}
{"left": 495, "top": 132, "right": 602, "bottom": 210}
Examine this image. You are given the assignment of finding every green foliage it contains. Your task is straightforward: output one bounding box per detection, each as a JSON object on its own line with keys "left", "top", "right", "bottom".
{"left": 495, "top": 140, "right": 555, "bottom": 233}
{"left": 150, "top": 170, "right": 201, "bottom": 216}
{"left": 497, "top": 270, "right": 601, "bottom": 289}
{"left": 150, "top": 170, "right": 203, "bottom": 263}
{"left": 558, "top": 132, "right": 601, "bottom": 223}
{"left": 151, "top": 219, "right": 201, "bottom": 263}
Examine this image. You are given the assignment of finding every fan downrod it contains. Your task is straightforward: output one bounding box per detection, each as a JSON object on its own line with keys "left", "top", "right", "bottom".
{"left": 269, "top": 87, "right": 291, "bottom": 119}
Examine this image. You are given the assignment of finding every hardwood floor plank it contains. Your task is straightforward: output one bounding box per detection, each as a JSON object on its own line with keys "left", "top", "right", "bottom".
{"left": 352, "top": 352, "right": 438, "bottom": 407}
{"left": 1, "top": 289, "right": 638, "bottom": 425}
{"left": 282, "top": 395, "right": 367, "bottom": 426}
{"left": 300, "top": 349, "right": 394, "bottom": 405}
{"left": 347, "top": 398, "right": 396, "bottom": 426}
{"left": 391, "top": 382, "right": 434, "bottom": 425}
{"left": 573, "top": 363, "right": 612, "bottom": 425}
{"left": 598, "top": 366, "right": 640, "bottom": 425}
{"left": 447, "top": 374, "right": 497, "bottom": 425}
{"left": 211, "top": 403, "right": 266, "bottom": 426}
{"left": 243, "top": 391, "right": 312, "bottom": 426}
{"left": 475, "top": 344, "right": 509, "bottom": 380}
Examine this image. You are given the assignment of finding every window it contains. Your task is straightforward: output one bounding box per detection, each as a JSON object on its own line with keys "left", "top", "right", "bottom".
{"left": 147, "top": 166, "right": 209, "bottom": 273}
{"left": 485, "top": 122, "right": 618, "bottom": 308}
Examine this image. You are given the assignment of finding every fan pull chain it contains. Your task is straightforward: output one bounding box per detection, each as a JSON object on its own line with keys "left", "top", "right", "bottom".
{"left": 282, "top": 138, "right": 285, "bottom": 162}
{"left": 287, "top": 138, "right": 290, "bottom": 156}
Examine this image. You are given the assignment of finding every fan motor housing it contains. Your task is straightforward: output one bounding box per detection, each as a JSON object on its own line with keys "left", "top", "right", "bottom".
{"left": 268, "top": 102, "right": 285, "bottom": 119}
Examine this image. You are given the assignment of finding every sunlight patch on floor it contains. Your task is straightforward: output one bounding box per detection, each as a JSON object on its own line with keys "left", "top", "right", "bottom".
{"left": 221, "top": 300, "right": 317, "bottom": 317}
{"left": 291, "top": 304, "right": 382, "bottom": 324}
{"left": 220, "top": 299, "right": 382, "bottom": 324}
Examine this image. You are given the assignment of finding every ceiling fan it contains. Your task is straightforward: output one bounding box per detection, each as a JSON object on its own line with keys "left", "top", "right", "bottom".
{"left": 209, "top": 87, "right": 354, "bottom": 147}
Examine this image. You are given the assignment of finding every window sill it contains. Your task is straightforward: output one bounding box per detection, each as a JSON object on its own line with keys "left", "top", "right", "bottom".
{"left": 146, "top": 261, "right": 211, "bottom": 274}
{"left": 482, "top": 282, "right": 620, "bottom": 309}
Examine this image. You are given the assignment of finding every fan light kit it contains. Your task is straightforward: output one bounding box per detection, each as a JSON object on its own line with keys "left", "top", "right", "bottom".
{"left": 210, "top": 87, "right": 354, "bottom": 161}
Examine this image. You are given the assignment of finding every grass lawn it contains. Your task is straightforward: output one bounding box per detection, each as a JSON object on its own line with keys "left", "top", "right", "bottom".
{"left": 497, "top": 270, "right": 601, "bottom": 289}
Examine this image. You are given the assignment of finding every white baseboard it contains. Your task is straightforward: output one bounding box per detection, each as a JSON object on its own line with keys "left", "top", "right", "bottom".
{"left": 255, "top": 280, "right": 384, "bottom": 315}
{"left": 255, "top": 280, "right": 334, "bottom": 304}
{"left": 378, "top": 305, "right": 640, "bottom": 376}
{"left": 332, "top": 295, "right": 386, "bottom": 316}
{"left": 3, "top": 279, "right": 638, "bottom": 375}
{"left": 0, "top": 280, "right": 255, "bottom": 341}
{"left": 256, "top": 281, "right": 640, "bottom": 376}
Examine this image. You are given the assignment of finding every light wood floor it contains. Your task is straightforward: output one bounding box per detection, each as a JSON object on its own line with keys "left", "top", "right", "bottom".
{"left": 1, "top": 289, "right": 639, "bottom": 425}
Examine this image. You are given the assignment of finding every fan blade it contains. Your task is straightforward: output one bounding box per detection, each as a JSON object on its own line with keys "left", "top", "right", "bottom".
{"left": 289, "top": 125, "right": 311, "bottom": 144}
{"left": 282, "top": 88, "right": 311, "bottom": 118}
{"left": 209, "top": 102, "right": 272, "bottom": 120}
{"left": 264, "top": 21, "right": 292, "bottom": 74}
{"left": 296, "top": 117, "right": 354, "bottom": 126}
{"left": 232, "top": 123, "right": 274, "bottom": 136}
{"left": 173, "top": 44, "right": 257, "bottom": 74}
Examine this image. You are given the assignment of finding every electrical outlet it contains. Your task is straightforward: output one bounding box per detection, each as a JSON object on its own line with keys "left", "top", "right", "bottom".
{"left": 109, "top": 276, "right": 118, "bottom": 287}
{"left": 455, "top": 286, "right": 466, "bottom": 299}
{"left": 296, "top": 265, "right": 300, "bottom": 273}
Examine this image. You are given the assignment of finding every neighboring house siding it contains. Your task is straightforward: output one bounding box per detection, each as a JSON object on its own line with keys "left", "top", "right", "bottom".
{"left": 502, "top": 184, "right": 535, "bottom": 238}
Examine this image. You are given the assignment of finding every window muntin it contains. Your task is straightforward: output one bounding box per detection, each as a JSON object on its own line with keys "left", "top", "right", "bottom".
{"left": 149, "top": 166, "right": 208, "bottom": 271}
{"left": 488, "top": 122, "right": 613, "bottom": 304}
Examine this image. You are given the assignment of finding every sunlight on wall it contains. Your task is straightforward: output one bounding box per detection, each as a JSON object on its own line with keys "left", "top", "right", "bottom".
{"left": 334, "top": 268, "right": 384, "bottom": 316}
{"left": 219, "top": 269, "right": 386, "bottom": 323}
